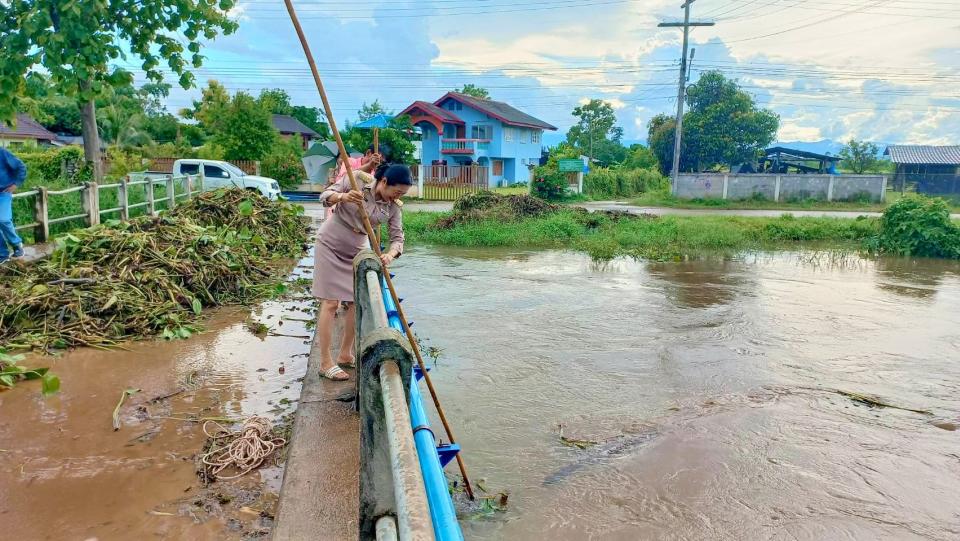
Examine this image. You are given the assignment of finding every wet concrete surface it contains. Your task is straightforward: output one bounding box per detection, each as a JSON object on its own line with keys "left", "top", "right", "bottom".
{"left": 272, "top": 313, "right": 359, "bottom": 541}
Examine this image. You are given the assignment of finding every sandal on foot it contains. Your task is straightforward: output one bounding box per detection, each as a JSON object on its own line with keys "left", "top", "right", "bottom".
{"left": 320, "top": 365, "right": 349, "bottom": 381}
{"left": 338, "top": 358, "right": 357, "bottom": 369}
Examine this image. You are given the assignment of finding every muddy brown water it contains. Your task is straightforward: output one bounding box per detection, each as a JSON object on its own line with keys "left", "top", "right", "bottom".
{"left": 3, "top": 247, "right": 960, "bottom": 540}
{"left": 394, "top": 248, "right": 960, "bottom": 540}
{"left": 0, "top": 262, "right": 317, "bottom": 541}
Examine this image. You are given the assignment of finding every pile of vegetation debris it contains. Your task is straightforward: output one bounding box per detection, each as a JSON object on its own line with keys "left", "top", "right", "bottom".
{"left": 0, "top": 189, "right": 309, "bottom": 352}
{"left": 434, "top": 191, "right": 643, "bottom": 230}
{"left": 434, "top": 192, "right": 559, "bottom": 229}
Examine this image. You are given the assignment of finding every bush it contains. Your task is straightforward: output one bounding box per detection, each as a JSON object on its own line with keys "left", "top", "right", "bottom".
{"left": 261, "top": 137, "right": 306, "bottom": 189}
{"left": 583, "top": 167, "right": 669, "bottom": 199}
{"left": 104, "top": 148, "right": 145, "bottom": 179}
{"left": 141, "top": 142, "right": 189, "bottom": 160}
{"left": 871, "top": 196, "right": 960, "bottom": 258}
{"left": 531, "top": 166, "right": 568, "bottom": 201}
{"left": 196, "top": 142, "right": 226, "bottom": 160}
{"left": 14, "top": 147, "right": 91, "bottom": 186}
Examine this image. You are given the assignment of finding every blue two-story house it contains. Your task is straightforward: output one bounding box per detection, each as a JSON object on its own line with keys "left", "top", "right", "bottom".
{"left": 400, "top": 92, "right": 557, "bottom": 187}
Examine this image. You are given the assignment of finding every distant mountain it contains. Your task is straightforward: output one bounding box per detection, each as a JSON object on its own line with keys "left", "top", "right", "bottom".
{"left": 774, "top": 140, "right": 846, "bottom": 156}
{"left": 539, "top": 136, "right": 891, "bottom": 158}
{"left": 541, "top": 133, "right": 648, "bottom": 148}
{"left": 776, "top": 140, "right": 893, "bottom": 158}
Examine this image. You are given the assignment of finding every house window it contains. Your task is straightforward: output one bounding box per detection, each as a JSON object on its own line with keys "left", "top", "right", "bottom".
{"left": 505, "top": 127, "right": 515, "bottom": 142}
{"left": 447, "top": 101, "right": 462, "bottom": 111}
{"left": 471, "top": 124, "right": 492, "bottom": 140}
{"left": 520, "top": 130, "right": 529, "bottom": 144}
{"left": 532, "top": 130, "right": 541, "bottom": 144}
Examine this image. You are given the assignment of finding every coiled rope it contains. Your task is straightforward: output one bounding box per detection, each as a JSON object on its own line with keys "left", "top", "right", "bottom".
{"left": 200, "top": 416, "right": 287, "bottom": 480}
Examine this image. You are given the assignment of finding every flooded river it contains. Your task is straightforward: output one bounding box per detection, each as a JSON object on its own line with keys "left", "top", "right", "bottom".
{"left": 395, "top": 248, "right": 960, "bottom": 540}
{"left": 3, "top": 247, "right": 960, "bottom": 540}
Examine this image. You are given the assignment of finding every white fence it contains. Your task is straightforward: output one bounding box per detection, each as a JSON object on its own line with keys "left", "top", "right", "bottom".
{"left": 674, "top": 173, "right": 887, "bottom": 203}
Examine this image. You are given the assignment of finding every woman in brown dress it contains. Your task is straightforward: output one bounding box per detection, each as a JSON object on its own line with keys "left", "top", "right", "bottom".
{"left": 313, "top": 164, "right": 412, "bottom": 380}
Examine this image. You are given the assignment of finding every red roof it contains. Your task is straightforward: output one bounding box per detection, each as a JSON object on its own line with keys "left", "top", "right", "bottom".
{"left": 434, "top": 92, "right": 557, "bottom": 131}
{"left": 399, "top": 100, "right": 465, "bottom": 125}
{"left": 0, "top": 113, "right": 57, "bottom": 141}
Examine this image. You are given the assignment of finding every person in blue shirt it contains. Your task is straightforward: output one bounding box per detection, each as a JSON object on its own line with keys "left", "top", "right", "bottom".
{"left": 0, "top": 147, "right": 27, "bottom": 264}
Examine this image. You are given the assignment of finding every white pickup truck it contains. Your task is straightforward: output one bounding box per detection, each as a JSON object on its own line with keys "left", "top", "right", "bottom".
{"left": 132, "top": 159, "right": 282, "bottom": 200}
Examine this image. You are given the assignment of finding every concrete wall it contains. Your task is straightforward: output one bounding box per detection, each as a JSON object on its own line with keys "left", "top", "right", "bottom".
{"left": 673, "top": 173, "right": 725, "bottom": 199}
{"left": 674, "top": 173, "right": 887, "bottom": 202}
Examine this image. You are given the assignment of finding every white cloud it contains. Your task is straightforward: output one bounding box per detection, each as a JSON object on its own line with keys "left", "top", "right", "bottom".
{"left": 164, "top": 0, "right": 960, "bottom": 145}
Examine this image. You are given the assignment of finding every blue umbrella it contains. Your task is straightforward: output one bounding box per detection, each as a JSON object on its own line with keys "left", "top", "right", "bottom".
{"left": 354, "top": 114, "right": 393, "bottom": 129}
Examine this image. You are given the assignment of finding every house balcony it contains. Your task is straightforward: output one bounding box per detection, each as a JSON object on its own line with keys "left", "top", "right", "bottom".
{"left": 440, "top": 138, "right": 491, "bottom": 156}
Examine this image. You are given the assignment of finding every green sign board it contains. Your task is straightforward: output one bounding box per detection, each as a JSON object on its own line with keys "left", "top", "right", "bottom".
{"left": 558, "top": 159, "right": 584, "bottom": 173}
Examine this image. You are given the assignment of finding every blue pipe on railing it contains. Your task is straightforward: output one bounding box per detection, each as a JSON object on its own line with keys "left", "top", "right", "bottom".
{"left": 381, "top": 276, "right": 464, "bottom": 541}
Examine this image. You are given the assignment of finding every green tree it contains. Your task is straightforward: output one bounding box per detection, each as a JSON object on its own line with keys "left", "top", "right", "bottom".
{"left": 215, "top": 92, "right": 277, "bottom": 161}
{"left": 138, "top": 82, "right": 173, "bottom": 117}
{"left": 342, "top": 115, "right": 416, "bottom": 164}
{"left": 456, "top": 84, "right": 490, "bottom": 99}
{"left": 257, "top": 88, "right": 293, "bottom": 115}
{"left": 647, "top": 113, "right": 687, "bottom": 175}
{"left": 839, "top": 139, "right": 881, "bottom": 174}
{"left": 565, "top": 99, "right": 627, "bottom": 165}
{"left": 682, "top": 71, "right": 779, "bottom": 171}
{"left": 358, "top": 100, "right": 390, "bottom": 122}
{"left": 39, "top": 96, "right": 83, "bottom": 135}
{"left": 621, "top": 144, "right": 658, "bottom": 170}
{"left": 97, "top": 103, "right": 152, "bottom": 148}
{"left": 181, "top": 80, "right": 231, "bottom": 135}
{"left": 142, "top": 114, "right": 181, "bottom": 144}
{"left": 0, "top": 1, "right": 238, "bottom": 180}
{"left": 258, "top": 88, "right": 329, "bottom": 139}
{"left": 179, "top": 123, "right": 207, "bottom": 147}
{"left": 262, "top": 136, "right": 307, "bottom": 189}
{"left": 290, "top": 105, "right": 330, "bottom": 139}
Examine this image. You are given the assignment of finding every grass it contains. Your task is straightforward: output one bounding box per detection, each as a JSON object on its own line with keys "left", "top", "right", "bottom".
{"left": 493, "top": 186, "right": 530, "bottom": 196}
{"left": 403, "top": 209, "right": 879, "bottom": 261}
{"left": 628, "top": 191, "right": 960, "bottom": 213}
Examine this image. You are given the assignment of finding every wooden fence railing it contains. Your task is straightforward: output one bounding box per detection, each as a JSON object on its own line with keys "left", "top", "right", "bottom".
{"left": 11, "top": 175, "right": 203, "bottom": 243}
{"left": 419, "top": 164, "right": 490, "bottom": 201}
{"left": 148, "top": 158, "right": 260, "bottom": 175}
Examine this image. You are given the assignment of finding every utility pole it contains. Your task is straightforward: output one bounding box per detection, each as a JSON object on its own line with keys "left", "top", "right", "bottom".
{"left": 659, "top": 1, "right": 714, "bottom": 193}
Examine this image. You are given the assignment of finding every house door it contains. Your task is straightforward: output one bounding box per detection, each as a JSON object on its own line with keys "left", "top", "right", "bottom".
{"left": 492, "top": 159, "right": 504, "bottom": 177}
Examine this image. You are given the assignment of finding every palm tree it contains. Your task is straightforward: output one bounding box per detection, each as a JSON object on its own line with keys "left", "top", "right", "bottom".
{"left": 97, "top": 104, "right": 153, "bottom": 148}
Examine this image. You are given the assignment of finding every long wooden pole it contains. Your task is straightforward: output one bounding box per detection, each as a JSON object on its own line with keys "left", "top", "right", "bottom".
{"left": 374, "top": 127, "right": 381, "bottom": 247}
{"left": 282, "top": 0, "right": 476, "bottom": 500}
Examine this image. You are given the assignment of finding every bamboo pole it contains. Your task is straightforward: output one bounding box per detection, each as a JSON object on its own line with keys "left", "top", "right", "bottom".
{"left": 374, "top": 127, "right": 382, "bottom": 247}
{"left": 283, "top": 0, "right": 475, "bottom": 500}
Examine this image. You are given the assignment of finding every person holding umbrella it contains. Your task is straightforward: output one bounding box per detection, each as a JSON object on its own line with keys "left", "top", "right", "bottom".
{"left": 0, "top": 147, "right": 26, "bottom": 264}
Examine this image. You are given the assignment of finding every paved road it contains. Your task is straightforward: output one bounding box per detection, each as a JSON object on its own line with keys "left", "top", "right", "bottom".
{"left": 308, "top": 201, "right": 960, "bottom": 219}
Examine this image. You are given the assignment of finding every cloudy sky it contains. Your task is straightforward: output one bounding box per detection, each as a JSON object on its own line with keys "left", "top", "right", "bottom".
{"left": 130, "top": 0, "right": 960, "bottom": 146}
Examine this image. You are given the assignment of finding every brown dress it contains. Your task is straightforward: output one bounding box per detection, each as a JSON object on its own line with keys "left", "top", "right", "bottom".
{"left": 312, "top": 172, "right": 405, "bottom": 302}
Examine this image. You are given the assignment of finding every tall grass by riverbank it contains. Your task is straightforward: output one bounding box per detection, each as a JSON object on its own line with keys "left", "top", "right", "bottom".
{"left": 404, "top": 209, "right": 879, "bottom": 260}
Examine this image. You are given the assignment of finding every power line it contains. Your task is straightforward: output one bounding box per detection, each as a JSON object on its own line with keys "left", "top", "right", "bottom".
{"left": 238, "top": 0, "right": 633, "bottom": 18}
{"left": 659, "top": 0, "right": 716, "bottom": 190}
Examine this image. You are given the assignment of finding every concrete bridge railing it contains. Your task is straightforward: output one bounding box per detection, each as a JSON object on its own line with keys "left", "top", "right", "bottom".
{"left": 353, "top": 251, "right": 436, "bottom": 541}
